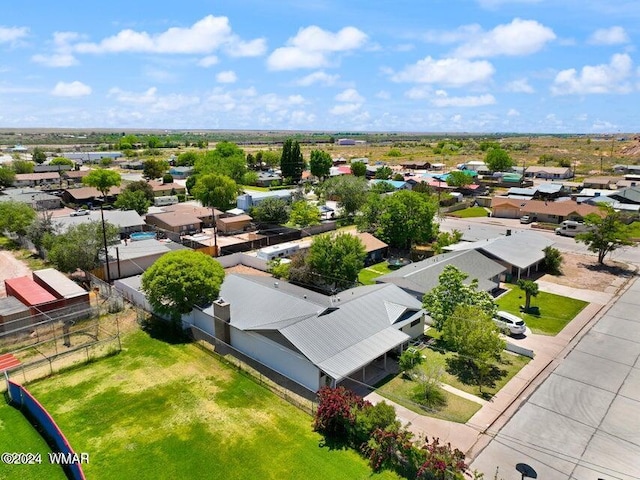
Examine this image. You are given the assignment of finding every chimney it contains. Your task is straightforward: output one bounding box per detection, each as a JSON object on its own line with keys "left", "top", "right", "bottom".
{"left": 506, "top": 229, "right": 512, "bottom": 236}
{"left": 213, "top": 299, "right": 231, "bottom": 344}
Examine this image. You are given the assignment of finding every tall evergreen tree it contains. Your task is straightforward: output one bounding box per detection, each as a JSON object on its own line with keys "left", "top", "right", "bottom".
{"left": 281, "top": 138, "right": 304, "bottom": 183}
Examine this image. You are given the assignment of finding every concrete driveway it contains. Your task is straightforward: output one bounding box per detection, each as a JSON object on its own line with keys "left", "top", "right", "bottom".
{"left": 470, "top": 277, "right": 640, "bottom": 479}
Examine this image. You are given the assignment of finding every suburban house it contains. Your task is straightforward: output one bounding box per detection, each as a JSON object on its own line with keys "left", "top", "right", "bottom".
{"left": 369, "top": 179, "right": 410, "bottom": 190}
{"left": 160, "top": 202, "right": 220, "bottom": 228}
{"left": 13, "top": 172, "right": 61, "bottom": 188}
{"left": 255, "top": 171, "right": 282, "bottom": 187}
{"left": 613, "top": 165, "right": 640, "bottom": 175}
{"left": 376, "top": 249, "right": 506, "bottom": 300}
{"left": 168, "top": 166, "right": 193, "bottom": 179}
{"left": 103, "top": 239, "right": 188, "bottom": 280}
{"left": 524, "top": 166, "right": 573, "bottom": 180}
{"left": 490, "top": 197, "right": 525, "bottom": 218}
{"left": 53, "top": 209, "right": 145, "bottom": 237}
{"left": 62, "top": 152, "right": 123, "bottom": 164}
{"left": 352, "top": 232, "right": 389, "bottom": 266}
{"left": 34, "top": 164, "right": 73, "bottom": 174}
{"left": 236, "top": 190, "right": 294, "bottom": 211}
{"left": 400, "top": 161, "right": 431, "bottom": 171}
{"left": 0, "top": 189, "right": 62, "bottom": 210}
{"left": 116, "top": 273, "right": 427, "bottom": 392}
{"left": 145, "top": 211, "right": 202, "bottom": 235}
{"left": 520, "top": 200, "right": 601, "bottom": 223}
{"left": 61, "top": 186, "right": 123, "bottom": 205}
{"left": 216, "top": 214, "right": 253, "bottom": 234}
{"left": 148, "top": 181, "right": 186, "bottom": 197}
{"left": 608, "top": 187, "right": 640, "bottom": 205}
{"left": 446, "top": 231, "right": 555, "bottom": 280}
{"left": 62, "top": 170, "right": 90, "bottom": 185}
{"left": 582, "top": 176, "right": 620, "bottom": 189}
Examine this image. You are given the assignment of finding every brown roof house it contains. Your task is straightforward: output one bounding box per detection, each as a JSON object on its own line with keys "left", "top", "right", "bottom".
{"left": 352, "top": 232, "right": 389, "bottom": 266}
{"left": 61, "top": 186, "right": 122, "bottom": 205}
{"left": 148, "top": 181, "right": 186, "bottom": 197}
{"left": 524, "top": 166, "right": 573, "bottom": 179}
{"left": 520, "top": 200, "right": 601, "bottom": 223}
{"left": 162, "top": 203, "right": 221, "bottom": 228}
{"left": 145, "top": 211, "right": 202, "bottom": 234}
{"left": 491, "top": 197, "right": 526, "bottom": 219}
{"left": 216, "top": 214, "right": 253, "bottom": 234}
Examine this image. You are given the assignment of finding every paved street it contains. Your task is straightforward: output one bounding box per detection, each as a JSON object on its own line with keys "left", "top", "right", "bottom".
{"left": 470, "top": 276, "right": 640, "bottom": 479}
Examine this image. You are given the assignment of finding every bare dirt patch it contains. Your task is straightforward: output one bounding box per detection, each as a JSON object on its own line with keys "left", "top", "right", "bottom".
{"left": 224, "top": 265, "right": 270, "bottom": 276}
{"left": 538, "top": 252, "right": 636, "bottom": 292}
{"left": 0, "top": 250, "right": 31, "bottom": 297}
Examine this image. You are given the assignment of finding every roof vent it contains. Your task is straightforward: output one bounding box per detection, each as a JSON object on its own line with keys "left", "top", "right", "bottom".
{"left": 274, "top": 282, "right": 279, "bottom": 288}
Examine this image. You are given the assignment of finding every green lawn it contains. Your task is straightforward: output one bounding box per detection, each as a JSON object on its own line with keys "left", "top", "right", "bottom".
{"left": 448, "top": 206, "right": 489, "bottom": 218}
{"left": 358, "top": 261, "right": 393, "bottom": 285}
{"left": 24, "top": 329, "right": 398, "bottom": 480}
{"left": 628, "top": 221, "right": 640, "bottom": 240}
{"left": 496, "top": 285, "right": 588, "bottom": 335}
{"left": 376, "top": 376, "right": 481, "bottom": 423}
{"left": 0, "top": 402, "right": 66, "bottom": 480}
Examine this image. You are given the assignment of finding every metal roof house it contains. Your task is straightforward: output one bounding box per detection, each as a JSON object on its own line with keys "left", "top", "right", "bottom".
{"left": 376, "top": 249, "right": 506, "bottom": 299}
{"left": 117, "top": 272, "right": 426, "bottom": 392}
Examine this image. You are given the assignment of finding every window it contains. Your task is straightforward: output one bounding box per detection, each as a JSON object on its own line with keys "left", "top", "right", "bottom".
{"left": 410, "top": 319, "right": 420, "bottom": 328}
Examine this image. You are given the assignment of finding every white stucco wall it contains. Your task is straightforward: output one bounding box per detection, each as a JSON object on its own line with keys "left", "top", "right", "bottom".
{"left": 400, "top": 316, "right": 425, "bottom": 339}
{"left": 230, "top": 328, "right": 320, "bottom": 392}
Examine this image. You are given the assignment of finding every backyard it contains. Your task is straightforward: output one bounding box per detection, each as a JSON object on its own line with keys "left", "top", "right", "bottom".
{"left": 496, "top": 284, "right": 588, "bottom": 335}
{"left": 7, "top": 327, "right": 398, "bottom": 480}
{"left": 358, "top": 261, "right": 392, "bottom": 285}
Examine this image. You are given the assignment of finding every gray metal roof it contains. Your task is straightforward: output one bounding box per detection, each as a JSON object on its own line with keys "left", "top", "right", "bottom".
{"left": 54, "top": 210, "right": 145, "bottom": 232}
{"left": 474, "top": 231, "right": 555, "bottom": 270}
{"left": 376, "top": 249, "right": 506, "bottom": 294}
{"left": 32, "top": 268, "right": 87, "bottom": 298}
{"left": 106, "top": 239, "right": 172, "bottom": 261}
{"left": 0, "top": 296, "right": 30, "bottom": 316}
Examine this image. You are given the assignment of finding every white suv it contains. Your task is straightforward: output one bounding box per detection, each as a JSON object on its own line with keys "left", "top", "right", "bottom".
{"left": 493, "top": 311, "right": 527, "bottom": 336}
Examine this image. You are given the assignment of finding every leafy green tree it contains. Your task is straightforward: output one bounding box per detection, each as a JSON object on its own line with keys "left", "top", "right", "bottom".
{"left": 442, "top": 305, "right": 505, "bottom": 393}
{"left": 414, "top": 356, "right": 446, "bottom": 408}
{"left": 289, "top": 200, "right": 320, "bottom": 227}
{"left": 484, "top": 148, "right": 513, "bottom": 172}
{"left": 350, "top": 160, "right": 367, "bottom": 177}
{"left": 433, "top": 229, "right": 463, "bottom": 254}
{"left": 280, "top": 139, "right": 304, "bottom": 183}
{"left": 393, "top": 173, "right": 405, "bottom": 182}
{"left": 517, "top": 279, "right": 539, "bottom": 311}
{"left": 162, "top": 173, "right": 174, "bottom": 184}
{"left": 398, "top": 348, "right": 424, "bottom": 377}
{"left": 118, "top": 134, "right": 139, "bottom": 150}
{"left": 260, "top": 150, "right": 281, "bottom": 168}
{"left": 50, "top": 157, "right": 74, "bottom": 167}
{"left": 194, "top": 141, "right": 247, "bottom": 184}
{"left": 114, "top": 189, "right": 151, "bottom": 215}
{"left": 309, "top": 149, "right": 333, "bottom": 180}
{"left": 370, "top": 181, "right": 396, "bottom": 194}
{"left": 11, "top": 160, "right": 34, "bottom": 174}
{"left": 267, "top": 258, "right": 291, "bottom": 280}
{"left": 357, "top": 190, "right": 437, "bottom": 250}
{"left": 576, "top": 205, "right": 634, "bottom": 264}
{"left": 446, "top": 170, "right": 473, "bottom": 187}
{"left": 0, "top": 201, "right": 36, "bottom": 235}
{"left": 192, "top": 173, "right": 238, "bottom": 212}
{"left": 141, "top": 250, "right": 225, "bottom": 323}
{"left": 123, "top": 180, "right": 155, "bottom": 202}
{"left": 26, "top": 211, "right": 57, "bottom": 254}
{"left": 147, "top": 136, "right": 162, "bottom": 149}
{"left": 542, "top": 246, "right": 563, "bottom": 275}
{"left": 319, "top": 175, "right": 369, "bottom": 216}
{"left": 251, "top": 197, "right": 289, "bottom": 224}
{"left": 32, "top": 147, "right": 47, "bottom": 164}
{"left": 142, "top": 158, "right": 169, "bottom": 180}
{"left": 307, "top": 232, "right": 366, "bottom": 290}
{"left": 0, "top": 165, "right": 16, "bottom": 187}
{"left": 45, "top": 221, "right": 119, "bottom": 273}
{"left": 82, "top": 169, "right": 122, "bottom": 198}
{"left": 185, "top": 175, "right": 198, "bottom": 195}
{"left": 176, "top": 151, "right": 198, "bottom": 167}
{"left": 375, "top": 166, "right": 392, "bottom": 180}
{"left": 422, "top": 265, "right": 497, "bottom": 331}
{"left": 241, "top": 170, "right": 259, "bottom": 186}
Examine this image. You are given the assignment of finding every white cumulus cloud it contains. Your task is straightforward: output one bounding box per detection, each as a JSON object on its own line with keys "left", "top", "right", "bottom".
{"left": 51, "top": 81, "right": 92, "bottom": 97}
{"left": 32, "top": 53, "right": 78, "bottom": 67}
{"left": 0, "top": 26, "right": 29, "bottom": 45}
{"left": 392, "top": 56, "right": 494, "bottom": 87}
{"left": 267, "top": 25, "right": 367, "bottom": 70}
{"left": 505, "top": 78, "right": 535, "bottom": 93}
{"left": 588, "top": 26, "right": 630, "bottom": 45}
{"left": 198, "top": 55, "right": 219, "bottom": 67}
{"left": 431, "top": 90, "right": 496, "bottom": 107}
{"left": 454, "top": 18, "right": 556, "bottom": 58}
{"left": 330, "top": 103, "right": 362, "bottom": 115}
{"left": 335, "top": 88, "right": 364, "bottom": 102}
{"left": 216, "top": 70, "right": 237, "bottom": 83}
{"left": 551, "top": 53, "right": 634, "bottom": 95}
{"left": 294, "top": 71, "right": 339, "bottom": 86}
{"left": 108, "top": 86, "right": 199, "bottom": 112}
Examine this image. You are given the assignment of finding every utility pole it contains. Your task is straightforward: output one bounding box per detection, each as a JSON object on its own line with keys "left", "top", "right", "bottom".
{"left": 99, "top": 199, "right": 111, "bottom": 283}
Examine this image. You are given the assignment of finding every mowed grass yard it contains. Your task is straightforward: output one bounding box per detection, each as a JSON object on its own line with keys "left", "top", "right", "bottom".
{"left": 0, "top": 403, "right": 66, "bottom": 480}
{"left": 358, "top": 261, "right": 392, "bottom": 285}
{"left": 496, "top": 285, "right": 588, "bottom": 335}
{"left": 23, "top": 329, "right": 398, "bottom": 480}
{"left": 448, "top": 206, "right": 489, "bottom": 218}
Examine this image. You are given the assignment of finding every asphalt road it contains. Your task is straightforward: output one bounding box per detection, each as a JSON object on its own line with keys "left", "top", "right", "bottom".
{"left": 438, "top": 216, "right": 640, "bottom": 266}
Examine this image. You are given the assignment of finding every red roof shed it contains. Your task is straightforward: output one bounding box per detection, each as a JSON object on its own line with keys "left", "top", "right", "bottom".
{"left": 5, "top": 276, "right": 58, "bottom": 306}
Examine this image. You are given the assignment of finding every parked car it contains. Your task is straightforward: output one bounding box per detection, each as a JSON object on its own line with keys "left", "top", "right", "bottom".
{"left": 519, "top": 215, "right": 537, "bottom": 224}
{"left": 493, "top": 311, "right": 527, "bottom": 336}
{"left": 555, "top": 220, "right": 590, "bottom": 237}
{"left": 70, "top": 209, "right": 90, "bottom": 216}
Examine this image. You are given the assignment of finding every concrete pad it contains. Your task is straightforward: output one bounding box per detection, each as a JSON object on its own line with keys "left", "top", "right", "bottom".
{"left": 553, "top": 350, "right": 632, "bottom": 393}
{"left": 528, "top": 374, "right": 615, "bottom": 428}
{"left": 573, "top": 330, "right": 640, "bottom": 366}
{"left": 600, "top": 395, "right": 640, "bottom": 446}
{"left": 619, "top": 366, "right": 640, "bottom": 401}
{"left": 576, "top": 430, "right": 640, "bottom": 479}
{"left": 616, "top": 292, "right": 640, "bottom": 306}
{"left": 592, "top": 315, "right": 640, "bottom": 342}
{"left": 604, "top": 301, "right": 640, "bottom": 323}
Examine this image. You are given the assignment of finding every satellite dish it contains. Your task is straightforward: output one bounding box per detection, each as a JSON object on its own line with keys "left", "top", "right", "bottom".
{"left": 516, "top": 463, "right": 537, "bottom": 479}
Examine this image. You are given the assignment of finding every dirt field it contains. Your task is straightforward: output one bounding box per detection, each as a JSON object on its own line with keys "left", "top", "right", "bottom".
{"left": 538, "top": 252, "right": 636, "bottom": 292}
{"left": 0, "top": 250, "right": 31, "bottom": 297}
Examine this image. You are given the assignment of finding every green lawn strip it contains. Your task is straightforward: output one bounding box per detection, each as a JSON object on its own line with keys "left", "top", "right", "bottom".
{"left": 376, "top": 376, "right": 480, "bottom": 423}
{"left": 448, "top": 207, "right": 489, "bottom": 218}
{"left": 358, "top": 261, "right": 393, "bottom": 285}
{"left": 496, "top": 285, "right": 588, "bottom": 335}
{"left": 0, "top": 402, "right": 67, "bottom": 480}
{"left": 26, "top": 329, "right": 397, "bottom": 480}
{"left": 627, "top": 221, "right": 640, "bottom": 240}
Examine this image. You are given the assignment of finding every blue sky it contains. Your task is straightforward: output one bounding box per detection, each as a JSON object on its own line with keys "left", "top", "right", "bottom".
{"left": 1, "top": 0, "right": 639, "bottom": 133}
